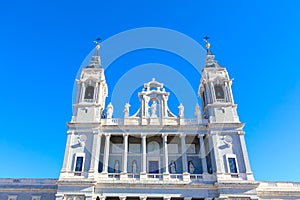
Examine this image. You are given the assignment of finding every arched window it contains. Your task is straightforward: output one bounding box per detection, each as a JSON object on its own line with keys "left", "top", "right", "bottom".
{"left": 84, "top": 86, "right": 94, "bottom": 99}
{"left": 214, "top": 85, "right": 224, "bottom": 99}
{"left": 147, "top": 141, "right": 160, "bottom": 154}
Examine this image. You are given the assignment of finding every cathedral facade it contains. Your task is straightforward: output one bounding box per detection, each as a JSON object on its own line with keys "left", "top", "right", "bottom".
{"left": 1, "top": 42, "right": 300, "bottom": 200}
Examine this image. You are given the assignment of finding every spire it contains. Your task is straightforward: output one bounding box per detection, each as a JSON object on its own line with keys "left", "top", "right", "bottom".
{"left": 203, "top": 36, "right": 221, "bottom": 68}
{"left": 86, "top": 38, "right": 101, "bottom": 68}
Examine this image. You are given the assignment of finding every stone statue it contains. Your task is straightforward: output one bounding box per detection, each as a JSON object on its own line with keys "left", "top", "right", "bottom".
{"left": 188, "top": 161, "right": 195, "bottom": 174}
{"left": 151, "top": 100, "right": 157, "bottom": 117}
{"left": 106, "top": 102, "right": 113, "bottom": 119}
{"left": 114, "top": 160, "right": 120, "bottom": 173}
{"left": 178, "top": 103, "right": 184, "bottom": 118}
{"left": 195, "top": 104, "right": 200, "bottom": 118}
{"left": 132, "top": 160, "right": 137, "bottom": 173}
{"left": 170, "top": 160, "right": 176, "bottom": 174}
{"left": 143, "top": 95, "right": 150, "bottom": 117}
{"left": 123, "top": 103, "right": 131, "bottom": 117}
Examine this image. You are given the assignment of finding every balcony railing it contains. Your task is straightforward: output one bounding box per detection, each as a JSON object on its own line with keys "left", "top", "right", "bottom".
{"left": 108, "top": 173, "right": 121, "bottom": 179}
{"left": 102, "top": 173, "right": 207, "bottom": 182}
{"left": 170, "top": 174, "right": 183, "bottom": 180}
{"left": 190, "top": 174, "right": 203, "bottom": 180}
{"left": 0, "top": 178, "right": 57, "bottom": 185}
{"left": 127, "top": 173, "right": 140, "bottom": 179}
{"left": 100, "top": 118, "right": 203, "bottom": 126}
{"left": 216, "top": 98, "right": 226, "bottom": 103}
{"left": 147, "top": 174, "right": 163, "bottom": 179}
{"left": 84, "top": 99, "right": 95, "bottom": 103}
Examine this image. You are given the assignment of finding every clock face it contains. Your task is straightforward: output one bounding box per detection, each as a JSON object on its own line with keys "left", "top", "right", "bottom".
{"left": 79, "top": 135, "right": 87, "bottom": 142}
{"left": 224, "top": 135, "right": 233, "bottom": 143}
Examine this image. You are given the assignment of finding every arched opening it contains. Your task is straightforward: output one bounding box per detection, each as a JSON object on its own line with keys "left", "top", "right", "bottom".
{"left": 214, "top": 85, "right": 224, "bottom": 100}
{"left": 84, "top": 86, "right": 94, "bottom": 99}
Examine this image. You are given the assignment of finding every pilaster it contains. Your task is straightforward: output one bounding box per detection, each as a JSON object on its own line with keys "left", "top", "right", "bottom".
{"left": 89, "top": 129, "right": 102, "bottom": 176}
{"left": 102, "top": 133, "right": 111, "bottom": 174}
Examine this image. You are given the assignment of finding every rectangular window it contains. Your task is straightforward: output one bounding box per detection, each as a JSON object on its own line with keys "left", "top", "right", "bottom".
{"left": 75, "top": 156, "right": 84, "bottom": 172}
{"left": 228, "top": 157, "right": 238, "bottom": 173}
{"left": 148, "top": 161, "right": 159, "bottom": 174}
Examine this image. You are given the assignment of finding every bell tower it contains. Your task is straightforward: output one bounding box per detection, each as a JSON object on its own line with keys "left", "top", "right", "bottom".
{"left": 197, "top": 38, "right": 256, "bottom": 188}
{"left": 72, "top": 43, "right": 108, "bottom": 123}
{"left": 198, "top": 38, "right": 239, "bottom": 123}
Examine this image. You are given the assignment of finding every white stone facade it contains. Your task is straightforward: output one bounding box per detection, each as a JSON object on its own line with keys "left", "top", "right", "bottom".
{"left": 1, "top": 43, "right": 299, "bottom": 200}
{"left": 55, "top": 44, "right": 259, "bottom": 200}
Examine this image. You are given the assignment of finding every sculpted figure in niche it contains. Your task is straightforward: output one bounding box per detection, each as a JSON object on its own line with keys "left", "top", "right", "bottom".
{"left": 188, "top": 160, "right": 195, "bottom": 174}
{"left": 151, "top": 100, "right": 157, "bottom": 117}
{"left": 132, "top": 160, "right": 137, "bottom": 173}
{"left": 143, "top": 95, "right": 150, "bottom": 117}
{"left": 114, "top": 160, "right": 120, "bottom": 173}
{"left": 170, "top": 160, "right": 176, "bottom": 174}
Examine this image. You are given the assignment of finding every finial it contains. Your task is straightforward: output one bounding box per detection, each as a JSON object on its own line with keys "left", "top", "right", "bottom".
{"left": 86, "top": 37, "right": 102, "bottom": 68}
{"left": 203, "top": 36, "right": 210, "bottom": 50}
{"left": 93, "top": 37, "right": 101, "bottom": 49}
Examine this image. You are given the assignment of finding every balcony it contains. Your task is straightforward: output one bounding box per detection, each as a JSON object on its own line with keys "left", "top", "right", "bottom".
{"left": 100, "top": 118, "right": 204, "bottom": 126}
{"left": 95, "top": 173, "right": 207, "bottom": 183}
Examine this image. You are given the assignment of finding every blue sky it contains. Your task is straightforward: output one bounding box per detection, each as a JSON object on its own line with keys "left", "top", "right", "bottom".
{"left": 0, "top": 0, "right": 299, "bottom": 182}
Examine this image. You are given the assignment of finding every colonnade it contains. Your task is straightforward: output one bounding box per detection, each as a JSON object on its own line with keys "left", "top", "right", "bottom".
{"left": 95, "top": 133, "right": 208, "bottom": 175}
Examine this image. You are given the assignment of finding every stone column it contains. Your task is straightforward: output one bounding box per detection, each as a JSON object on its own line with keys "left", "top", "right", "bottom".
{"left": 102, "top": 133, "right": 111, "bottom": 173}
{"left": 141, "top": 134, "right": 147, "bottom": 173}
{"left": 210, "top": 82, "right": 216, "bottom": 102}
{"left": 121, "top": 133, "right": 129, "bottom": 180}
{"left": 94, "top": 82, "right": 99, "bottom": 102}
{"left": 224, "top": 82, "right": 230, "bottom": 102}
{"left": 61, "top": 131, "right": 73, "bottom": 173}
{"left": 122, "top": 133, "right": 129, "bottom": 173}
{"left": 140, "top": 196, "right": 147, "bottom": 200}
{"left": 228, "top": 80, "right": 235, "bottom": 104}
{"left": 210, "top": 132, "right": 225, "bottom": 175}
{"left": 205, "top": 83, "right": 212, "bottom": 103}
{"left": 180, "top": 133, "right": 188, "bottom": 173}
{"left": 81, "top": 82, "right": 86, "bottom": 102}
{"left": 198, "top": 134, "right": 208, "bottom": 174}
{"left": 239, "top": 131, "right": 254, "bottom": 180}
{"left": 162, "top": 133, "right": 169, "bottom": 174}
{"left": 89, "top": 130, "right": 102, "bottom": 174}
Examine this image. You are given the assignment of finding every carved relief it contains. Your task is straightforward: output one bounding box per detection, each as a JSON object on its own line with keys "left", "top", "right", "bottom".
{"left": 223, "top": 135, "right": 233, "bottom": 148}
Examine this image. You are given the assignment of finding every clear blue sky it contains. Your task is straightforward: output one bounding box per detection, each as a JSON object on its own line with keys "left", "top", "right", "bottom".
{"left": 0, "top": 0, "right": 299, "bottom": 182}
